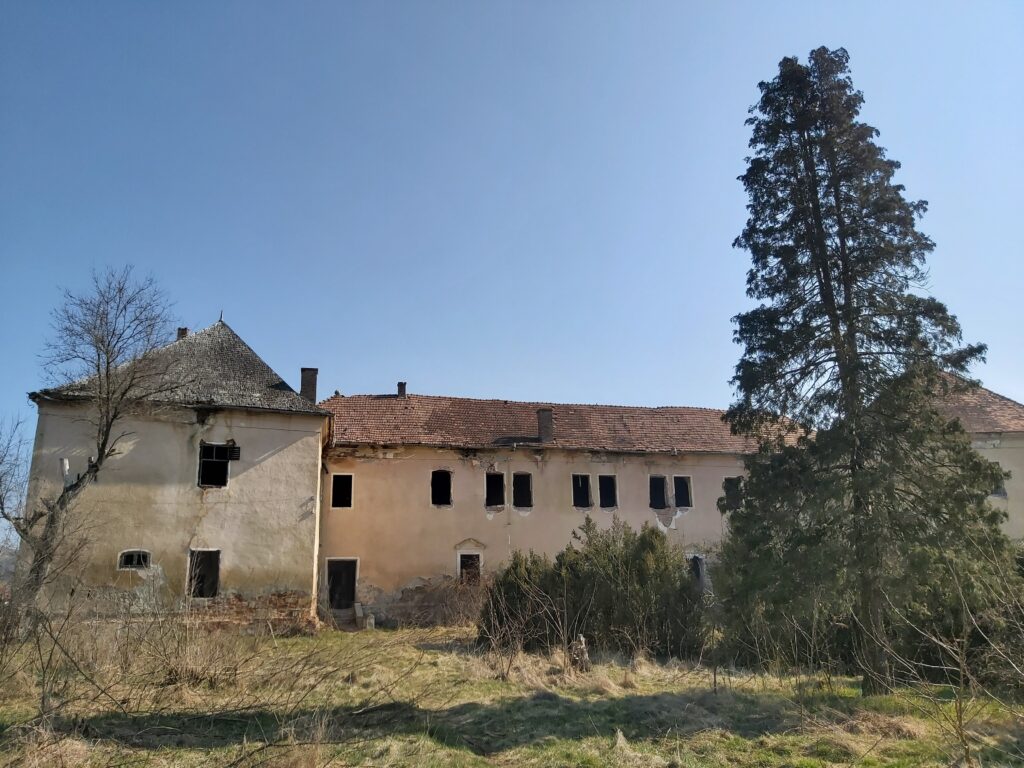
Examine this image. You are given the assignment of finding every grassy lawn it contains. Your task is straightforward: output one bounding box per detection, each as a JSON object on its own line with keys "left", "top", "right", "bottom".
{"left": 0, "top": 626, "right": 1021, "bottom": 766}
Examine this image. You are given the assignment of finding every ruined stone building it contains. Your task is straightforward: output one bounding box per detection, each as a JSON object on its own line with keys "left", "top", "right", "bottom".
{"left": 22, "top": 322, "right": 1024, "bottom": 624}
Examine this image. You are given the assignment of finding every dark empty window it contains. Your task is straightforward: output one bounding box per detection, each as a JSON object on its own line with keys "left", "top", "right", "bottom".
{"left": 571, "top": 474, "right": 592, "bottom": 508}
{"left": 598, "top": 475, "right": 617, "bottom": 508}
{"left": 332, "top": 474, "right": 353, "bottom": 508}
{"left": 431, "top": 470, "right": 452, "bottom": 506}
{"left": 118, "top": 550, "right": 150, "bottom": 570}
{"left": 198, "top": 443, "right": 239, "bottom": 487}
{"left": 649, "top": 476, "right": 668, "bottom": 509}
{"left": 459, "top": 553, "right": 481, "bottom": 584}
{"left": 674, "top": 476, "right": 693, "bottom": 508}
{"left": 721, "top": 476, "right": 742, "bottom": 511}
{"left": 512, "top": 472, "right": 533, "bottom": 508}
{"left": 992, "top": 477, "right": 1008, "bottom": 499}
{"left": 188, "top": 549, "right": 220, "bottom": 598}
{"left": 485, "top": 472, "right": 505, "bottom": 507}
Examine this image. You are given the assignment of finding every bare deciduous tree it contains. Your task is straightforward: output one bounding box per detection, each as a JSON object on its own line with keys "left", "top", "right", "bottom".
{"left": 4, "top": 266, "right": 175, "bottom": 605}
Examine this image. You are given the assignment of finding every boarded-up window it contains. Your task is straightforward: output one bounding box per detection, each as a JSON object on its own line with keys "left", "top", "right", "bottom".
{"left": 332, "top": 475, "right": 353, "bottom": 508}
{"left": 674, "top": 476, "right": 693, "bottom": 508}
{"left": 512, "top": 472, "right": 533, "bottom": 508}
{"left": 188, "top": 550, "right": 220, "bottom": 598}
{"left": 649, "top": 476, "right": 668, "bottom": 509}
{"left": 572, "top": 474, "right": 592, "bottom": 508}
{"left": 485, "top": 472, "right": 505, "bottom": 507}
{"left": 118, "top": 550, "right": 150, "bottom": 570}
{"left": 198, "top": 443, "right": 239, "bottom": 487}
{"left": 431, "top": 470, "right": 452, "bottom": 506}
{"left": 598, "top": 475, "right": 617, "bottom": 508}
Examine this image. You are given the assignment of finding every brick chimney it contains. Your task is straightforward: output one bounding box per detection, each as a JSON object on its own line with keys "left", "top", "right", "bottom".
{"left": 397, "top": 381, "right": 407, "bottom": 398}
{"left": 537, "top": 408, "right": 554, "bottom": 443}
{"left": 176, "top": 327, "right": 189, "bottom": 340}
{"left": 300, "top": 368, "right": 318, "bottom": 402}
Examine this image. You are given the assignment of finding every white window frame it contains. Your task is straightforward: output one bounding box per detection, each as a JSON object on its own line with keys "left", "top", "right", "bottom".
{"left": 330, "top": 473, "right": 355, "bottom": 509}
{"left": 673, "top": 475, "right": 694, "bottom": 510}
{"left": 597, "top": 473, "right": 618, "bottom": 510}
{"left": 456, "top": 549, "right": 482, "bottom": 580}
{"left": 117, "top": 549, "right": 151, "bottom": 571}
{"left": 431, "top": 468, "right": 454, "bottom": 507}
{"left": 571, "top": 473, "right": 593, "bottom": 509}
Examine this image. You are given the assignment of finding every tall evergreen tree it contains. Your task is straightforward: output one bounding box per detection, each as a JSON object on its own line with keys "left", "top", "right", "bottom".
{"left": 724, "top": 47, "right": 1009, "bottom": 693}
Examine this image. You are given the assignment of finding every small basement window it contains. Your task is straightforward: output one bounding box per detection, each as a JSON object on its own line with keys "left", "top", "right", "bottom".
{"left": 571, "top": 474, "right": 592, "bottom": 508}
{"left": 485, "top": 472, "right": 505, "bottom": 507}
{"left": 649, "top": 476, "right": 668, "bottom": 510}
{"left": 188, "top": 549, "right": 220, "bottom": 598}
{"left": 118, "top": 550, "right": 150, "bottom": 570}
{"left": 459, "top": 552, "right": 481, "bottom": 584}
{"left": 332, "top": 474, "right": 353, "bottom": 508}
{"left": 512, "top": 472, "right": 533, "bottom": 508}
{"left": 598, "top": 475, "right": 617, "bottom": 509}
{"left": 674, "top": 476, "right": 693, "bottom": 508}
{"left": 198, "top": 443, "right": 239, "bottom": 488}
{"left": 431, "top": 469, "right": 453, "bottom": 506}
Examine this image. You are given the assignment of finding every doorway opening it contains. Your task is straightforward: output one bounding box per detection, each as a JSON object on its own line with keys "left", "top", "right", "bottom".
{"left": 327, "top": 559, "right": 358, "bottom": 609}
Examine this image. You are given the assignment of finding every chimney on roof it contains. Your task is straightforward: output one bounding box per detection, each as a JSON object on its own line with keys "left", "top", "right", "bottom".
{"left": 176, "top": 327, "right": 188, "bottom": 341}
{"left": 538, "top": 407, "right": 554, "bottom": 443}
{"left": 300, "top": 368, "right": 318, "bottom": 402}
{"left": 397, "top": 381, "right": 407, "bottom": 398}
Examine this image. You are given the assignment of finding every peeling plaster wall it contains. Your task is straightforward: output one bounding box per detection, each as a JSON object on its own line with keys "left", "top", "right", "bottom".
{"left": 971, "top": 432, "right": 1024, "bottom": 539}
{"left": 25, "top": 401, "right": 325, "bottom": 617}
{"left": 318, "top": 445, "right": 744, "bottom": 618}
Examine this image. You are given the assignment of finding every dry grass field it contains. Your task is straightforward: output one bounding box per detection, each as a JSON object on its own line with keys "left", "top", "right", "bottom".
{"left": 0, "top": 625, "right": 1022, "bottom": 767}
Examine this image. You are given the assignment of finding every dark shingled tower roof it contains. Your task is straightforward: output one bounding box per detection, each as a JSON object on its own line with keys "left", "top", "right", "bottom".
{"left": 32, "top": 320, "right": 327, "bottom": 417}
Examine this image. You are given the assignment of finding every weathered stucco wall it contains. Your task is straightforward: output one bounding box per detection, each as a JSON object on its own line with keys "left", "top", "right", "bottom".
{"left": 972, "top": 432, "right": 1024, "bottom": 539}
{"left": 318, "top": 445, "right": 744, "bottom": 617}
{"left": 25, "top": 401, "right": 325, "bottom": 617}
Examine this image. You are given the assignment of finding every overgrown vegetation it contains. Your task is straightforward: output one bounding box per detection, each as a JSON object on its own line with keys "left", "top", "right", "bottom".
{"left": 3, "top": 625, "right": 1021, "bottom": 767}
{"left": 478, "top": 516, "right": 706, "bottom": 667}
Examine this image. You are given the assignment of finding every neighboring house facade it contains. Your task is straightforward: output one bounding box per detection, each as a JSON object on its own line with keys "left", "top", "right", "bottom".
{"left": 20, "top": 321, "right": 1024, "bottom": 624}
{"left": 24, "top": 322, "right": 328, "bottom": 623}
{"left": 942, "top": 383, "right": 1024, "bottom": 540}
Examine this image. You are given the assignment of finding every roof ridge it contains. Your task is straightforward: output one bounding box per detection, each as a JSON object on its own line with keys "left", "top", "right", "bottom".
{"left": 319, "top": 391, "right": 728, "bottom": 414}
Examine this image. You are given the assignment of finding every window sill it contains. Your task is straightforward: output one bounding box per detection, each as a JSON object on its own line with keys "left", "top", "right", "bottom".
{"left": 485, "top": 505, "right": 506, "bottom": 512}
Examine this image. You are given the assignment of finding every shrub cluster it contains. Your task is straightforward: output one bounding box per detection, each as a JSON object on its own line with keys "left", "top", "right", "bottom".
{"left": 478, "top": 516, "right": 706, "bottom": 658}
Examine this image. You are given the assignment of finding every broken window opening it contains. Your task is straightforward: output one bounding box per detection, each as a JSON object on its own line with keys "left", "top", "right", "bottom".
{"left": 431, "top": 469, "right": 453, "bottom": 506}
{"left": 991, "top": 477, "right": 1008, "bottom": 499}
{"left": 673, "top": 476, "right": 693, "bottom": 508}
{"left": 649, "top": 475, "right": 668, "bottom": 510}
{"left": 512, "top": 472, "right": 533, "bottom": 508}
{"left": 485, "top": 472, "right": 505, "bottom": 507}
{"left": 118, "top": 550, "right": 150, "bottom": 570}
{"left": 332, "top": 474, "right": 353, "bottom": 508}
{"left": 571, "top": 474, "right": 592, "bottom": 508}
{"left": 459, "top": 553, "right": 481, "bottom": 584}
{"left": 598, "top": 475, "right": 617, "bottom": 509}
{"left": 188, "top": 549, "right": 220, "bottom": 598}
{"left": 198, "top": 443, "right": 239, "bottom": 488}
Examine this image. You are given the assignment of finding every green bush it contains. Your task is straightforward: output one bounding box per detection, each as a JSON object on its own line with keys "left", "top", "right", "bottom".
{"left": 478, "top": 516, "right": 706, "bottom": 659}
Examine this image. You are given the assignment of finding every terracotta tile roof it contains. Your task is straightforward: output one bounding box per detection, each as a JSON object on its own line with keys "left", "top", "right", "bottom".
{"left": 322, "top": 393, "right": 761, "bottom": 454}
{"left": 941, "top": 382, "right": 1024, "bottom": 434}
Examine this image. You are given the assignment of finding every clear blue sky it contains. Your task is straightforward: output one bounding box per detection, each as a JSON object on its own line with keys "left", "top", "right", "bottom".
{"left": 2, "top": 1, "right": 1022, "bottom": 428}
